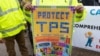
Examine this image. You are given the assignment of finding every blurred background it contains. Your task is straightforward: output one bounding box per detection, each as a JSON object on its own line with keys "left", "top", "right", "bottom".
{"left": 78, "top": 0, "right": 100, "bottom": 6}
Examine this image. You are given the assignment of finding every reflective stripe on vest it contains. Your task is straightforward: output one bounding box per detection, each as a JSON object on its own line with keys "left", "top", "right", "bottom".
{"left": 0, "top": 23, "right": 24, "bottom": 33}
{"left": 2, "top": 24, "right": 25, "bottom": 38}
{"left": 35, "top": 0, "right": 73, "bottom": 6}
{"left": 69, "top": 0, "right": 73, "bottom": 5}
{"left": 0, "top": 8, "right": 19, "bottom": 16}
{"left": 0, "top": 22, "right": 25, "bottom": 38}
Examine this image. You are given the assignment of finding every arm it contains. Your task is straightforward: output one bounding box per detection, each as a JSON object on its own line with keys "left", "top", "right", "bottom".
{"left": 74, "top": 5, "right": 86, "bottom": 22}
{"left": 72, "top": 0, "right": 86, "bottom": 22}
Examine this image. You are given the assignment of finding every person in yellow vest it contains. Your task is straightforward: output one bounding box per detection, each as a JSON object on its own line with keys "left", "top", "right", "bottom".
{"left": 21, "top": 0, "right": 33, "bottom": 48}
{"left": 23, "top": 9, "right": 33, "bottom": 48}
{"left": 0, "top": 0, "right": 31, "bottom": 56}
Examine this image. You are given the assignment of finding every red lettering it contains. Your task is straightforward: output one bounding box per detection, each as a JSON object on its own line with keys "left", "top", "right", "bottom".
{"left": 96, "top": 45, "right": 100, "bottom": 49}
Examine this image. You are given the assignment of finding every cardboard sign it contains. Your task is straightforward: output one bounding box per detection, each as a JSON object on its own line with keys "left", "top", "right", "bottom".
{"left": 32, "top": 6, "right": 74, "bottom": 56}
{"left": 73, "top": 6, "right": 100, "bottom": 52}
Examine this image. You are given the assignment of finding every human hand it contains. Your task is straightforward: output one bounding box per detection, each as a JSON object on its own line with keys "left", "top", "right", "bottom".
{"left": 75, "top": 5, "right": 84, "bottom": 13}
{"left": 23, "top": 2, "right": 32, "bottom": 11}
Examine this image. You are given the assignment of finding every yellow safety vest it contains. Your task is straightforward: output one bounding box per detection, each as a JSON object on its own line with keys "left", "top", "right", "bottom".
{"left": 23, "top": 9, "right": 32, "bottom": 23}
{"left": 0, "top": 0, "right": 26, "bottom": 38}
{"left": 32, "top": 0, "right": 86, "bottom": 22}
{"left": 21, "top": 0, "right": 32, "bottom": 24}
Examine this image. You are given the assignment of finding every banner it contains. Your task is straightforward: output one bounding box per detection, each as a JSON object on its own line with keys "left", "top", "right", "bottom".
{"left": 73, "top": 6, "right": 100, "bottom": 52}
{"left": 32, "top": 6, "right": 74, "bottom": 56}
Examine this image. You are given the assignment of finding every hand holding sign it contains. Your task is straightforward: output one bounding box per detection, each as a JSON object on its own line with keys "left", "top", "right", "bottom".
{"left": 75, "top": 5, "right": 84, "bottom": 13}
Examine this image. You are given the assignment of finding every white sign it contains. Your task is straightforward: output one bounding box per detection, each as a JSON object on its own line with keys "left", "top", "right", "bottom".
{"left": 72, "top": 6, "right": 100, "bottom": 52}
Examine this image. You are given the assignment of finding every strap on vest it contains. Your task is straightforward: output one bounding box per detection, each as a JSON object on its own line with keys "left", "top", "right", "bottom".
{"left": 69, "top": 0, "right": 72, "bottom": 5}
{"left": 36, "top": 0, "right": 40, "bottom": 6}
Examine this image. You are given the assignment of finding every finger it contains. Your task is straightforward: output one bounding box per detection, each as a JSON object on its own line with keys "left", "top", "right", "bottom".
{"left": 75, "top": 6, "right": 82, "bottom": 10}
{"left": 78, "top": 7, "right": 84, "bottom": 12}
{"left": 76, "top": 7, "right": 84, "bottom": 13}
{"left": 25, "top": 6, "right": 32, "bottom": 11}
{"left": 75, "top": 5, "right": 83, "bottom": 10}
